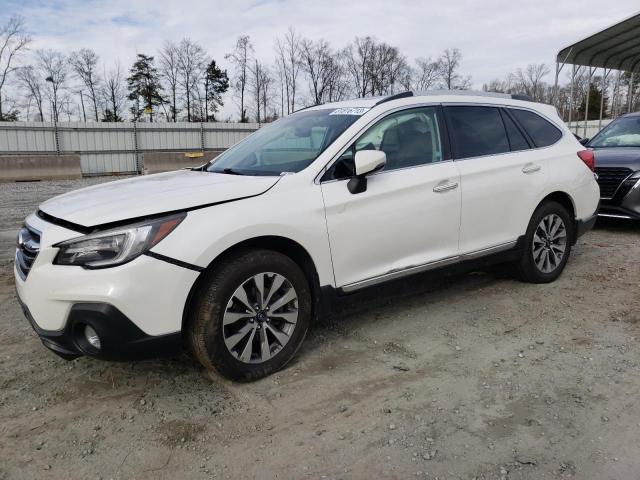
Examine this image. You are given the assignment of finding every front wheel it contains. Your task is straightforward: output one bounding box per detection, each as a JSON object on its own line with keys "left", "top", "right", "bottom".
{"left": 188, "top": 249, "right": 312, "bottom": 381}
{"left": 517, "top": 201, "right": 573, "bottom": 283}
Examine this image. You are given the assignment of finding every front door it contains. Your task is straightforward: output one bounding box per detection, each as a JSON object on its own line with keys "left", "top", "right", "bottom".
{"left": 320, "top": 106, "right": 461, "bottom": 289}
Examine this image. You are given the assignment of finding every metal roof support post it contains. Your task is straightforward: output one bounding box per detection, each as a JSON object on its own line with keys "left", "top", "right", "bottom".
{"left": 553, "top": 61, "right": 560, "bottom": 108}
{"left": 133, "top": 120, "right": 142, "bottom": 174}
{"left": 568, "top": 64, "right": 576, "bottom": 131}
{"left": 628, "top": 72, "right": 635, "bottom": 112}
{"left": 583, "top": 67, "right": 595, "bottom": 138}
{"left": 598, "top": 68, "right": 610, "bottom": 131}
{"left": 554, "top": 48, "right": 571, "bottom": 109}
{"left": 52, "top": 116, "right": 60, "bottom": 156}
{"left": 200, "top": 121, "right": 205, "bottom": 152}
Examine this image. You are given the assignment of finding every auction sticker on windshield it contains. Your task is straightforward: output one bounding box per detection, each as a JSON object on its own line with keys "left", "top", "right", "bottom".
{"left": 329, "top": 107, "right": 370, "bottom": 116}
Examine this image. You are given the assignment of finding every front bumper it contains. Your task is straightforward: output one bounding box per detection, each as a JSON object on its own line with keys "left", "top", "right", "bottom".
{"left": 14, "top": 213, "right": 201, "bottom": 361}
{"left": 598, "top": 177, "right": 640, "bottom": 219}
{"left": 16, "top": 293, "right": 182, "bottom": 361}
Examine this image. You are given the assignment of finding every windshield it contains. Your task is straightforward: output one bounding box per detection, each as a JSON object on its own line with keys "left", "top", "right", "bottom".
{"left": 206, "top": 108, "right": 367, "bottom": 175}
{"left": 589, "top": 116, "right": 640, "bottom": 148}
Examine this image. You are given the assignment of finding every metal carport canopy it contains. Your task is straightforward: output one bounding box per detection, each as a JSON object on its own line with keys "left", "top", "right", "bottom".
{"left": 557, "top": 12, "right": 640, "bottom": 71}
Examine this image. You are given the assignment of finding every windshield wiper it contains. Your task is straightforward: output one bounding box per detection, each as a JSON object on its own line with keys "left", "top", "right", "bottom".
{"left": 211, "top": 167, "right": 245, "bottom": 175}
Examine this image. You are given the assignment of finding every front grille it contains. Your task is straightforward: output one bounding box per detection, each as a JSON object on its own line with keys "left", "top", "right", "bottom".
{"left": 595, "top": 167, "right": 633, "bottom": 198}
{"left": 15, "top": 225, "right": 41, "bottom": 280}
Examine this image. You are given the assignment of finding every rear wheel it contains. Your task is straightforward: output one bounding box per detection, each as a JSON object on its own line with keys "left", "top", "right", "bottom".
{"left": 517, "top": 201, "right": 573, "bottom": 283}
{"left": 188, "top": 249, "right": 312, "bottom": 381}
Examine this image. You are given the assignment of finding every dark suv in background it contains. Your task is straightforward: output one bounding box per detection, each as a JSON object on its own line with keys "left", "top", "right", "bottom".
{"left": 586, "top": 112, "right": 640, "bottom": 219}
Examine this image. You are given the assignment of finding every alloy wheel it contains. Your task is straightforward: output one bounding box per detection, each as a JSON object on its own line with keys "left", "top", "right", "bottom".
{"left": 222, "top": 272, "right": 298, "bottom": 364}
{"left": 532, "top": 213, "right": 567, "bottom": 274}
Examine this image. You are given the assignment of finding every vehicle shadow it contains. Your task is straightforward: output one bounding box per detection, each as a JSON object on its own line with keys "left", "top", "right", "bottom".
{"left": 306, "top": 260, "right": 515, "bottom": 347}
{"left": 594, "top": 216, "right": 640, "bottom": 233}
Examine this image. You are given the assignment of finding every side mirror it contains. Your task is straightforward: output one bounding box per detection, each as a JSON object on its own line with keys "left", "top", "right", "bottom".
{"left": 348, "top": 150, "right": 386, "bottom": 194}
{"left": 579, "top": 137, "right": 590, "bottom": 146}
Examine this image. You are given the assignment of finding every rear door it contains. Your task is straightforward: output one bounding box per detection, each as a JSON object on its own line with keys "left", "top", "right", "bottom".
{"left": 444, "top": 105, "right": 549, "bottom": 254}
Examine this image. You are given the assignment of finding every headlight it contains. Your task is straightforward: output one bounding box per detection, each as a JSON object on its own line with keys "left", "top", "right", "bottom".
{"left": 54, "top": 213, "right": 186, "bottom": 268}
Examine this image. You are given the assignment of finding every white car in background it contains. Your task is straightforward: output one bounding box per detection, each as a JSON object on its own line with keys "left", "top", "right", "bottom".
{"left": 15, "top": 91, "right": 599, "bottom": 381}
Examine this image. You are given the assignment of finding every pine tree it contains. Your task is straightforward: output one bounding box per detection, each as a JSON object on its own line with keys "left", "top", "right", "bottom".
{"left": 578, "top": 84, "right": 608, "bottom": 121}
{"left": 102, "top": 109, "right": 122, "bottom": 122}
{"left": 127, "top": 54, "right": 165, "bottom": 122}
{"left": 203, "top": 60, "right": 229, "bottom": 121}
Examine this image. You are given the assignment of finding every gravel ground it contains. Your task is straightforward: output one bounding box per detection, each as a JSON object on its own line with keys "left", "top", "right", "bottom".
{"left": 1, "top": 178, "right": 639, "bottom": 480}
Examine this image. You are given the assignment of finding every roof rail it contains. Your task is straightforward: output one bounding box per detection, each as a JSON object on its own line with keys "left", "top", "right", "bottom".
{"left": 375, "top": 91, "right": 414, "bottom": 106}
{"left": 411, "top": 89, "right": 537, "bottom": 102}
{"left": 413, "top": 89, "right": 512, "bottom": 99}
{"left": 292, "top": 103, "right": 322, "bottom": 114}
{"left": 510, "top": 93, "right": 533, "bottom": 102}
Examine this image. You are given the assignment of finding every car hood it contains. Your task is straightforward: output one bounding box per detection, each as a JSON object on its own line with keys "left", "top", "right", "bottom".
{"left": 593, "top": 147, "right": 640, "bottom": 170}
{"left": 39, "top": 170, "right": 281, "bottom": 228}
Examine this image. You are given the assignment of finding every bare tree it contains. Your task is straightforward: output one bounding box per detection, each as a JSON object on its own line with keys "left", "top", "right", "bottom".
{"left": 368, "top": 42, "right": 408, "bottom": 96}
{"left": 274, "top": 59, "right": 286, "bottom": 117}
{"left": 482, "top": 78, "right": 510, "bottom": 93}
{"left": 513, "top": 63, "right": 550, "bottom": 101}
{"left": 225, "top": 35, "right": 253, "bottom": 122}
{"left": 17, "top": 65, "right": 44, "bottom": 120}
{"left": 300, "top": 38, "right": 349, "bottom": 105}
{"left": 344, "top": 36, "right": 375, "bottom": 98}
{"left": 102, "top": 62, "right": 126, "bottom": 121}
{"left": 413, "top": 57, "right": 439, "bottom": 91}
{"left": 344, "top": 37, "right": 410, "bottom": 98}
{"left": 323, "top": 51, "right": 348, "bottom": 102}
{"left": 0, "top": 15, "right": 31, "bottom": 120}
{"left": 437, "top": 48, "right": 471, "bottom": 90}
{"left": 177, "top": 38, "right": 206, "bottom": 122}
{"left": 274, "top": 41, "right": 290, "bottom": 113}
{"left": 37, "top": 49, "right": 68, "bottom": 121}
{"left": 345, "top": 37, "right": 376, "bottom": 97}
{"left": 274, "top": 27, "right": 301, "bottom": 113}
{"left": 69, "top": 48, "right": 101, "bottom": 121}
{"left": 300, "top": 38, "right": 335, "bottom": 105}
{"left": 250, "top": 60, "right": 272, "bottom": 123}
{"left": 261, "top": 69, "right": 274, "bottom": 121}
{"left": 159, "top": 41, "right": 180, "bottom": 121}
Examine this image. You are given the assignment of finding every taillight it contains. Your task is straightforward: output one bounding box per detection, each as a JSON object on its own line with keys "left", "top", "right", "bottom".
{"left": 577, "top": 150, "right": 595, "bottom": 172}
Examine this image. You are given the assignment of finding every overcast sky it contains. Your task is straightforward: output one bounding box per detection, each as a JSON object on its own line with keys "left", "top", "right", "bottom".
{"left": 1, "top": 0, "right": 638, "bottom": 119}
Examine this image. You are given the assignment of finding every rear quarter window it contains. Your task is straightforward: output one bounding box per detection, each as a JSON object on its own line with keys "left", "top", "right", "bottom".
{"left": 510, "top": 109, "right": 562, "bottom": 148}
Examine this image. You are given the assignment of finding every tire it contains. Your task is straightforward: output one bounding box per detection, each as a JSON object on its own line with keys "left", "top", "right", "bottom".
{"left": 188, "top": 249, "right": 312, "bottom": 382}
{"left": 517, "top": 201, "right": 574, "bottom": 284}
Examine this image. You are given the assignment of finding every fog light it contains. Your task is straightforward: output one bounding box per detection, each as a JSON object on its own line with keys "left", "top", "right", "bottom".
{"left": 84, "top": 325, "right": 101, "bottom": 350}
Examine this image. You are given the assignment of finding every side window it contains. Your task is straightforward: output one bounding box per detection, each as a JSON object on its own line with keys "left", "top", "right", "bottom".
{"left": 500, "top": 109, "right": 530, "bottom": 151}
{"left": 509, "top": 109, "right": 562, "bottom": 148}
{"left": 444, "top": 106, "right": 509, "bottom": 159}
{"left": 325, "top": 107, "right": 443, "bottom": 180}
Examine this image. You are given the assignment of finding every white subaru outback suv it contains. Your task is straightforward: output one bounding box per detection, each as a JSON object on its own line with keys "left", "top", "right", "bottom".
{"left": 15, "top": 91, "right": 599, "bottom": 381}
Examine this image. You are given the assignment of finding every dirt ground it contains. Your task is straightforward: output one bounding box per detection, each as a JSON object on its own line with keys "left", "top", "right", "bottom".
{"left": 1, "top": 178, "right": 639, "bottom": 480}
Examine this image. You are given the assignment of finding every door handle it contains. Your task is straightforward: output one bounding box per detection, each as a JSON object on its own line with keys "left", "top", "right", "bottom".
{"left": 522, "top": 164, "right": 541, "bottom": 174}
{"left": 433, "top": 181, "right": 459, "bottom": 193}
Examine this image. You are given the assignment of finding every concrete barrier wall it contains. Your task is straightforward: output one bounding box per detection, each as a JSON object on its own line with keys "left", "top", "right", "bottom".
{"left": 0, "top": 155, "right": 82, "bottom": 182}
{"left": 143, "top": 150, "right": 224, "bottom": 173}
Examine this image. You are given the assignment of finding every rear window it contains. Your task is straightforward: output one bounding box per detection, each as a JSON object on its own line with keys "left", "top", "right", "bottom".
{"left": 509, "top": 109, "right": 562, "bottom": 147}
{"left": 444, "top": 106, "right": 509, "bottom": 159}
{"left": 500, "top": 109, "right": 530, "bottom": 151}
